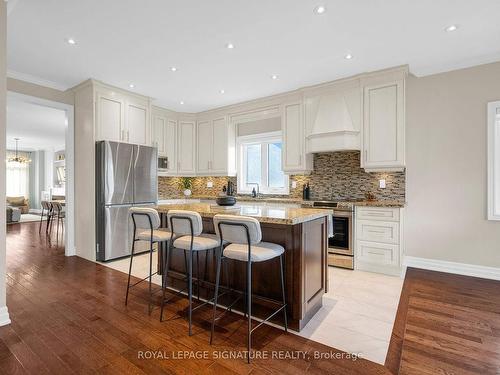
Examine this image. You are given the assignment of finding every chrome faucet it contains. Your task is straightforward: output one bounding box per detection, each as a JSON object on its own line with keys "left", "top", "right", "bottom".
{"left": 248, "top": 183, "right": 260, "bottom": 198}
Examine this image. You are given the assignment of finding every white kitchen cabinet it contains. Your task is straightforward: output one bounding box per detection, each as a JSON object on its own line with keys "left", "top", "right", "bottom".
{"left": 94, "top": 82, "right": 151, "bottom": 146}
{"left": 164, "top": 119, "right": 178, "bottom": 175}
{"left": 126, "top": 100, "right": 149, "bottom": 145}
{"left": 153, "top": 107, "right": 178, "bottom": 175}
{"left": 152, "top": 113, "right": 167, "bottom": 156}
{"left": 196, "top": 116, "right": 236, "bottom": 176}
{"left": 196, "top": 120, "right": 212, "bottom": 174}
{"left": 96, "top": 92, "right": 124, "bottom": 142}
{"left": 355, "top": 206, "right": 403, "bottom": 276}
{"left": 361, "top": 71, "right": 406, "bottom": 172}
{"left": 281, "top": 102, "right": 313, "bottom": 174}
{"left": 178, "top": 120, "right": 196, "bottom": 175}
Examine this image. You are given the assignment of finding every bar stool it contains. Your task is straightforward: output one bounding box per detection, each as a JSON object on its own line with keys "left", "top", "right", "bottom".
{"left": 160, "top": 210, "right": 220, "bottom": 335}
{"left": 50, "top": 202, "right": 65, "bottom": 238}
{"left": 40, "top": 201, "right": 51, "bottom": 233}
{"left": 125, "top": 207, "right": 171, "bottom": 315}
{"left": 210, "top": 214, "right": 287, "bottom": 363}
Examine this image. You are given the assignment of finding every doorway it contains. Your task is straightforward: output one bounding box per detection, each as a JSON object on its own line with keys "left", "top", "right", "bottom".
{"left": 6, "top": 92, "right": 75, "bottom": 256}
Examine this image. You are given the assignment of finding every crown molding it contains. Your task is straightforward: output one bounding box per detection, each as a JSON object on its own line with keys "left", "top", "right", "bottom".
{"left": 7, "top": 70, "right": 70, "bottom": 91}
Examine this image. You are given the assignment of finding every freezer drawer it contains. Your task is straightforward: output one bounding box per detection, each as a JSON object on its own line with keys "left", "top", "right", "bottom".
{"left": 97, "top": 203, "right": 156, "bottom": 261}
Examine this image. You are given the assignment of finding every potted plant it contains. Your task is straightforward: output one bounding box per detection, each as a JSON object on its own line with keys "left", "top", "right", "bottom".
{"left": 180, "top": 177, "right": 193, "bottom": 197}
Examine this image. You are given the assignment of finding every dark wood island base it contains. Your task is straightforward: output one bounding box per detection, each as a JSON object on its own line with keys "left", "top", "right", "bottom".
{"left": 158, "top": 212, "right": 328, "bottom": 332}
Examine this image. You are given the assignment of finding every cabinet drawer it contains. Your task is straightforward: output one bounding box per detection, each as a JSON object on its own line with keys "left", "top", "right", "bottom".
{"left": 356, "top": 220, "right": 399, "bottom": 244}
{"left": 356, "top": 240, "right": 399, "bottom": 266}
{"left": 356, "top": 207, "right": 399, "bottom": 221}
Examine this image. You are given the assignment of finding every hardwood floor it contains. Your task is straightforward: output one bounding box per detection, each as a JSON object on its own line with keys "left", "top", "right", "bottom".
{"left": 3, "top": 222, "right": 500, "bottom": 374}
{"left": 386, "top": 268, "right": 500, "bottom": 375}
{"left": 0, "top": 222, "right": 389, "bottom": 374}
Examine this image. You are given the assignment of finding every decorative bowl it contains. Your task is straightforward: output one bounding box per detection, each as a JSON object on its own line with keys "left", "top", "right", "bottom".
{"left": 216, "top": 196, "right": 237, "bottom": 206}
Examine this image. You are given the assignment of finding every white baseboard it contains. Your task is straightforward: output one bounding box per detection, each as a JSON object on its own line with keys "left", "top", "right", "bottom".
{"left": 0, "top": 306, "right": 11, "bottom": 327}
{"left": 404, "top": 256, "right": 500, "bottom": 281}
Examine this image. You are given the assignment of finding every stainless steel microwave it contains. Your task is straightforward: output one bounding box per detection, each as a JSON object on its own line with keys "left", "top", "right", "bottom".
{"left": 158, "top": 157, "right": 169, "bottom": 170}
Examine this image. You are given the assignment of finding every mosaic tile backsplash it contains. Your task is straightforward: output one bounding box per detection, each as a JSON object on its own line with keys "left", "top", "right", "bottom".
{"left": 158, "top": 151, "right": 405, "bottom": 202}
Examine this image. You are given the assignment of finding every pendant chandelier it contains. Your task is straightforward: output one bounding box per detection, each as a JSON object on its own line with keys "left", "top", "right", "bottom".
{"left": 7, "top": 138, "right": 31, "bottom": 164}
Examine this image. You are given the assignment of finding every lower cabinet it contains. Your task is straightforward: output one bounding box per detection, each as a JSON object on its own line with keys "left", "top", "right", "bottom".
{"left": 355, "top": 206, "right": 403, "bottom": 276}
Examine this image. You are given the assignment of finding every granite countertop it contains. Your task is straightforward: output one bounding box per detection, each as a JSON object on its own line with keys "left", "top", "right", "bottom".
{"left": 161, "top": 195, "right": 406, "bottom": 208}
{"left": 155, "top": 202, "right": 332, "bottom": 225}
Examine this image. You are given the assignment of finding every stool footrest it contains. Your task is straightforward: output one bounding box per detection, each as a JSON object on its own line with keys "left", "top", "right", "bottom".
{"left": 130, "top": 271, "right": 159, "bottom": 287}
{"left": 250, "top": 304, "right": 287, "bottom": 334}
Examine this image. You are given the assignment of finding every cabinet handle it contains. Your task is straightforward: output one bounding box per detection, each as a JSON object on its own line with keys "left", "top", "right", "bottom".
{"left": 299, "top": 155, "right": 302, "bottom": 166}
{"left": 127, "top": 130, "right": 130, "bottom": 142}
{"left": 365, "top": 150, "right": 367, "bottom": 161}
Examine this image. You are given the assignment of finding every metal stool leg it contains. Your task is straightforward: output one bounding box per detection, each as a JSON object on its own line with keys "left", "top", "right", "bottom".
{"left": 188, "top": 250, "right": 193, "bottom": 335}
{"left": 280, "top": 254, "right": 288, "bottom": 332}
{"left": 160, "top": 240, "right": 171, "bottom": 322}
{"left": 196, "top": 251, "right": 200, "bottom": 301}
{"left": 210, "top": 245, "right": 223, "bottom": 344}
{"left": 247, "top": 260, "right": 252, "bottom": 364}
{"left": 39, "top": 208, "right": 44, "bottom": 233}
{"left": 148, "top": 240, "right": 154, "bottom": 315}
{"left": 125, "top": 239, "right": 136, "bottom": 305}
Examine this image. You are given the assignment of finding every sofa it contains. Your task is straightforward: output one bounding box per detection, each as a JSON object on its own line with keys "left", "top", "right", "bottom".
{"left": 6, "top": 196, "right": 29, "bottom": 214}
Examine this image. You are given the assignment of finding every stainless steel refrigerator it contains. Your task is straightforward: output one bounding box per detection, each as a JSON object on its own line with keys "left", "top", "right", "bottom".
{"left": 95, "top": 141, "right": 158, "bottom": 261}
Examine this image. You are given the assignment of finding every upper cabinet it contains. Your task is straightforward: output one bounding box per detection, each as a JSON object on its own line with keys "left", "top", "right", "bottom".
{"left": 177, "top": 119, "right": 197, "bottom": 176}
{"left": 361, "top": 69, "right": 406, "bottom": 172}
{"left": 282, "top": 101, "right": 313, "bottom": 174}
{"left": 196, "top": 116, "right": 236, "bottom": 176}
{"left": 94, "top": 82, "right": 151, "bottom": 146}
{"left": 152, "top": 107, "right": 178, "bottom": 176}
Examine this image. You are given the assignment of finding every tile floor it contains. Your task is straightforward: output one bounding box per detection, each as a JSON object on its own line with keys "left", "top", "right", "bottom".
{"left": 100, "top": 252, "right": 403, "bottom": 365}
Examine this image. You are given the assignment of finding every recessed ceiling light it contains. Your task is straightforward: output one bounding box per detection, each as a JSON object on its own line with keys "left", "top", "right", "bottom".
{"left": 445, "top": 24, "right": 458, "bottom": 32}
{"left": 180, "top": 101, "right": 184, "bottom": 105}
{"left": 271, "top": 74, "right": 278, "bottom": 80}
{"left": 226, "top": 43, "right": 235, "bottom": 49}
{"left": 129, "top": 84, "right": 135, "bottom": 89}
{"left": 67, "top": 38, "right": 77, "bottom": 45}
{"left": 344, "top": 53, "right": 353, "bottom": 60}
{"left": 220, "top": 89, "right": 225, "bottom": 94}
{"left": 314, "top": 5, "right": 326, "bottom": 14}
{"left": 170, "top": 66, "right": 177, "bottom": 72}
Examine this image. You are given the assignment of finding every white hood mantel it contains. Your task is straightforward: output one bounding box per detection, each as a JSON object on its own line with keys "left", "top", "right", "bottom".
{"left": 304, "top": 80, "right": 362, "bottom": 153}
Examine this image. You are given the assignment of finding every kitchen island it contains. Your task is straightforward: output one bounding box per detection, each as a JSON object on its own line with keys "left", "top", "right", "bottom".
{"left": 155, "top": 202, "right": 330, "bottom": 331}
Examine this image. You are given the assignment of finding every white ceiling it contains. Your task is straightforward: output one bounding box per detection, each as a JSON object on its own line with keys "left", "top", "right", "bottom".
{"left": 6, "top": 95, "right": 66, "bottom": 151}
{"left": 7, "top": 0, "right": 500, "bottom": 112}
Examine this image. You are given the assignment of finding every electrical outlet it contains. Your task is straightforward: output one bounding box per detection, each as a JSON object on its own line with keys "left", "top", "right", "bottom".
{"left": 379, "top": 179, "right": 386, "bottom": 189}
{"left": 291, "top": 181, "right": 297, "bottom": 189}
{"left": 207, "top": 181, "right": 213, "bottom": 188}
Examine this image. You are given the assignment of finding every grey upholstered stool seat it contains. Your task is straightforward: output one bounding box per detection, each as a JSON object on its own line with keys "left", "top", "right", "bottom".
{"left": 223, "top": 242, "right": 284, "bottom": 262}
{"left": 174, "top": 233, "right": 220, "bottom": 251}
{"left": 210, "top": 214, "right": 287, "bottom": 363}
{"left": 137, "top": 228, "right": 172, "bottom": 242}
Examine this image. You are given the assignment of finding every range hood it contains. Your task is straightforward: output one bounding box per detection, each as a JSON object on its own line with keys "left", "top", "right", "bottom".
{"left": 305, "top": 83, "right": 361, "bottom": 153}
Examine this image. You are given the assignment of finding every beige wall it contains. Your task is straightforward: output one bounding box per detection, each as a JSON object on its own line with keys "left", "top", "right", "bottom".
{"left": 7, "top": 77, "right": 74, "bottom": 105}
{"left": 406, "top": 62, "right": 500, "bottom": 267}
{"left": 0, "top": 1, "right": 10, "bottom": 325}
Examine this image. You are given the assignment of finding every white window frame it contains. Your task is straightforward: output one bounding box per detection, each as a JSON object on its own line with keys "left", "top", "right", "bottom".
{"left": 488, "top": 101, "right": 500, "bottom": 220}
{"left": 237, "top": 131, "right": 289, "bottom": 195}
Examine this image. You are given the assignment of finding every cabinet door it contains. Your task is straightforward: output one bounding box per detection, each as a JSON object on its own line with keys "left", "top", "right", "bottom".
{"left": 282, "top": 102, "right": 309, "bottom": 173}
{"left": 153, "top": 114, "right": 167, "bottom": 156}
{"left": 96, "top": 94, "right": 124, "bottom": 142}
{"left": 164, "top": 119, "right": 177, "bottom": 174}
{"left": 178, "top": 121, "right": 196, "bottom": 175}
{"left": 196, "top": 120, "right": 212, "bottom": 174}
{"left": 363, "top": 80, "right": 404, "bottom": 170}
{"left": 126, "top": 102, "right": 149, "bottom": 145}
{"left": 211, "top": 117, "right": 228, "bottom": 173}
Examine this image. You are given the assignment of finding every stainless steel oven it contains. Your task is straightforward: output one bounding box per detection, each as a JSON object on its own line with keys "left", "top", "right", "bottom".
{"left": 311, "top": 201, "right": 354, "bottom": 270}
